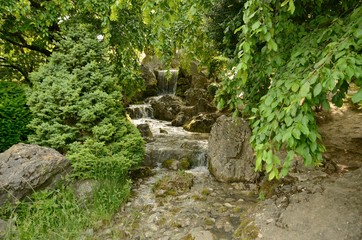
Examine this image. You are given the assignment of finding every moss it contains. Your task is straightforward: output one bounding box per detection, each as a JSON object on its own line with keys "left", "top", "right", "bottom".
{"left": 258, "top": 179, "right": 281, "bottom": 199}
{"left": 162, "top": 159, "right": 176, "bottom": 169}
{"left": 201, "top": 188, "right": 211, "bottom": 196}
{"left": 180, "top": 233, "right": 195, "bottom": 240}
{"left": 170, "top": 207, "right": 181, "bottom": 213}
{"left": 232, "top": 207, "right": 242, "bottom": 213}
{"left": 234, "top": 217, "right": 259, "bottom": 240}
{"left": 204, "top": 218, "right": 215, "bottom": 226}
{"left": 233, "top": 207, "right": 260, "bottom": 240}
{"left": 179, "top": 158, "right": 191, "bottom": 170}
{"left": 191, "top": 194, "right": 207, "bottom": 201}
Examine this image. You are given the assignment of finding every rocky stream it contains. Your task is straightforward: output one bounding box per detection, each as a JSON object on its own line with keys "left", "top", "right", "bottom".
{"left": 92, "top": 102, "right": 260, "bottom": 240}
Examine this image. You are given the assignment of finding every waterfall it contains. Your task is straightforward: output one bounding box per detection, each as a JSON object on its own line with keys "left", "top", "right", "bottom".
{"left": 156, "top": 69, "right": 178, "bottom": 95}
{"left": 127, "top": 104, "right": 154, "bottom": 119}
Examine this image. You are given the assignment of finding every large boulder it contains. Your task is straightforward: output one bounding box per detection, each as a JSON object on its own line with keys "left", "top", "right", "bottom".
{"left": 150, "top": 95, "right": 184, "bottom": 121}
{"left": 140, "top": 65, "right": 158, "bottom": 98}
{"left": 0, "top": 143, "right": 71, "bottom": 206}
{"left": 184, "top": 88, "right": 208, "bottom": 106}
{"left": 208, "top": 115, "right": 258, "bottom": 182}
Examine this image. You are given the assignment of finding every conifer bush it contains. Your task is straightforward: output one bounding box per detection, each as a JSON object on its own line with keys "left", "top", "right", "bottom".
{"left": 0, "top": 81, "right": 32, "bottom": 152}
{"left": 27, "top": 23, "right": 145, "bottom": 179}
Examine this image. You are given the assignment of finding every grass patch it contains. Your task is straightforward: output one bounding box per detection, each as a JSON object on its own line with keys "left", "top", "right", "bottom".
{"left": 0, "top": 179, "right": 131, "bottom": 240}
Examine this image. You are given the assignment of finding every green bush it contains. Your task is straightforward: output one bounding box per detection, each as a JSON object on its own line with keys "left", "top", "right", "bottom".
{"left": 0, "top": 81, "right": 32, "bottom": 152}
{"left": 27, "top": 22, "right": 145, "bottom": 180}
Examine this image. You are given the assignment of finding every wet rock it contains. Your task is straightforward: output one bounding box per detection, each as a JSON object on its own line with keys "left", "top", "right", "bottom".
{"left": 162, "top": 159, "right": 180, "bottom": 171}
{"left": 162, "top": 158, "right": 191, "bottom": 171}
{"left": 150, "top": 95, "right": 184, "bottom": 121}
{"left": 208, "top": 115, "right": 258, "bottom": 183}
{"left": 194, "top": 98, "right": 217, "bottom": 113}
{"left": 144, "top": 131, "right": 208, "bottom": 167}
{"left": 175, "top": 75, "right": 192, "bottom": 99}
{"left": 140, "top": 57, "right": 161, "bottom": 98}
{"left": 140, "top": 66, "right": 158, "bottom": 99}
{"left": 172, "top": 112, "right": 190, "bottom": 127}
{"left": 0, "top": 143, "right": 71, "bottom": 206}
{"left": 183, "top": 113, "right": 220, "bottom": 133}
{"left": 136, "top": 123, "right": 153, "bottom": 141}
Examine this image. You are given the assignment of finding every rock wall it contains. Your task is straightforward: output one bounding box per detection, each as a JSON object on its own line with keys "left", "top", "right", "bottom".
{"left": 208, "top": 115, "right": 258, "bottom": 183}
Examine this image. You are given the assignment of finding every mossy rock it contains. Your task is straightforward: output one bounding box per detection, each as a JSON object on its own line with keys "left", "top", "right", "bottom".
{"left": 179, "top": 158, "right": 191, "bottom": 170}
{"left": 162, "top": 158, "right": 191, "bottom": 170}
{"left": 233, "top": 216, "right": 260, "bottom": 240}
{"left": 162, "top": 159, "right": 179, "bottom": 170}
{"left": 152, "top": 171, "right": 194, "bottom": 198}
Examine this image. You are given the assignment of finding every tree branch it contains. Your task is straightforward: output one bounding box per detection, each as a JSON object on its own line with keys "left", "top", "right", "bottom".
{"left": 0, "top": 32, "right": 52, "bottom": 56}
{"left": 0, "top": 57, "right": 31, "bottom": 84}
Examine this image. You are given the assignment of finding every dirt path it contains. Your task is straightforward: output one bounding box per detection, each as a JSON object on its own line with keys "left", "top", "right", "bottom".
{"left": 251, "top": 105, "right": 362, "bottom": 240}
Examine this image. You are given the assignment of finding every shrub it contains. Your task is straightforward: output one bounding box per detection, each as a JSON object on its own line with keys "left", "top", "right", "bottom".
{"left": 27, "top": 22, "right": 145, "bottom": 180}
{"left": 0, "top": 81, "right": 32, "bottom": 152}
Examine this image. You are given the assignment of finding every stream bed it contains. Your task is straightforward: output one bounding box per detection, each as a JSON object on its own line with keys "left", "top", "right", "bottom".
{"left": 94, "top": 167, "right": 258, "bottom": 240}
{"left": 91, "top": 104, "right": 258, "bottom": 239}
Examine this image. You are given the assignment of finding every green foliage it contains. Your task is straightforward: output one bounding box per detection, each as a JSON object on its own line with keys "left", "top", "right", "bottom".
{"left": 27, "top": 22, "right": 145, "bottom": 179}
{"left": 215, "top": 1, "right": 362, "bottom": 179}
{"left": 0, "top": 81, "right": 32, "bottom": 152}
{"left": 0, "top": 181, "right": 131, "bottom": 239}
{"left": 143, "top": 0, "right": 216, "bottom": 70}
{"left": 0, "top": 0, "right": 146, "bottom": 97}
{"left": 207, "top": 0, "right": 246, "bottom": 57}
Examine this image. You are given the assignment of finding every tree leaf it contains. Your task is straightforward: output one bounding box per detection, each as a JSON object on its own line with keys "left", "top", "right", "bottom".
{"left": 284, "top": 116, "right": 293, "bottom": 127}
{"left": 313, "top": 83, "right": 322, "bottom": 96}
{"left": 292, "top": 128, "right": 301, "bottom": 139}
{"left": 351, "top": 89, "right": 362, "bottom": 103}
{"left": 291, "top": 83, "right": 299, "bottom": 92}
{"left": 300, "top": 82, "right": 310, "bottom": 97}
{"left": 288, "top": 0, "right": 295, "bottom": 14}
{"left": 265, "top": 96, "right": 273, "bottom": 106}
{"left": 252, "top": 21, "right": 261, "bottom": 31}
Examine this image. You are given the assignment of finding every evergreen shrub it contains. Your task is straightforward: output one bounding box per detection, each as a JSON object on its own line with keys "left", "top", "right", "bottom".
{"left": 0, "top": 81, "right": 32, "bottom": 152}
{"left": 27, "top": 23, "right": 145, "bottom": 180}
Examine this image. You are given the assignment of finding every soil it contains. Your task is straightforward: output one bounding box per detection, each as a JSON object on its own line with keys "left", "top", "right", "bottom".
{"left": 251, "top": 105, "right": 362, "bottom": 240}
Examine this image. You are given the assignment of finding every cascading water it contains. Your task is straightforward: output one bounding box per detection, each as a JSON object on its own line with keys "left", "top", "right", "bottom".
{"left": 156, "top": 69, "right": 179, "bottom": 95}
{"left": 127, "top": 68, "right": 208, "bottom": 169}
{"left": 127, "top": 104, "right": 154, "bottom": 119}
